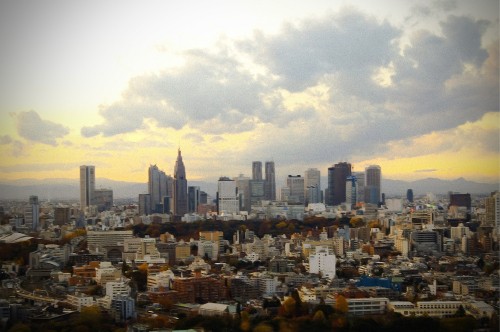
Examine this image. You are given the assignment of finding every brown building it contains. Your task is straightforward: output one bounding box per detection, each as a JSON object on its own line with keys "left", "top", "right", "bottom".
{"left": 172, "top": 273, "right": 228, "bottom": 303}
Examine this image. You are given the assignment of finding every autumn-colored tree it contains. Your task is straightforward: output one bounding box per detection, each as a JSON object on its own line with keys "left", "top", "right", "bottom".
{"left": 335, "top": 294, "right": 349, "bottom": 314}
{"left": 350, "top": 217, "right": 364, "bottom": 228}
{"left": 312, "top": 309, "right": 327, "bottom": 324}
{"left": 253, "top": 323, "right": 274, "bottom": 332}
{"left": 158, "top": 296, "right": 173, "bottom": 311}
{"left": 240, "top": 311, "right": 251, "bottom": 331}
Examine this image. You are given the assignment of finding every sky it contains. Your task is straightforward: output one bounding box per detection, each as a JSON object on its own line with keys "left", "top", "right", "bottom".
{"left": 0, "top": 0, "right": 498, "bottom": 185}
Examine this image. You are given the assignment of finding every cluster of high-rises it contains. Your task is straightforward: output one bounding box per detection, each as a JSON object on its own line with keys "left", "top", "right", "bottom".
{"left": 324, "top": 163, "right": 382, "bottom": 207}
{"left": 80, "top": 165, "right": 113, "bottom": 213}
{"left": 81, "top": 150, "right": 383, "bottom": 218}
{"left": 138, "top": 149, "right": 191, "bottom": 218}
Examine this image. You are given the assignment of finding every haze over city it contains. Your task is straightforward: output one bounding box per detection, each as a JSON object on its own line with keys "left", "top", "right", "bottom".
{"left": 0, "top": 0, "right": 498, "bottom": 185}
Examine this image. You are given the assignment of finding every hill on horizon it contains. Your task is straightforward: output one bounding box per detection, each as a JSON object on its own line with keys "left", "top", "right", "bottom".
{"left": 0, "top": 177, "right": 497, "bottom": 200}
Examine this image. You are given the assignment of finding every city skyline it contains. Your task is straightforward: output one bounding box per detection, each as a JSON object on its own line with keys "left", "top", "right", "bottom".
{"left": 0, "top": 1, "right": 498, "bottom": 184}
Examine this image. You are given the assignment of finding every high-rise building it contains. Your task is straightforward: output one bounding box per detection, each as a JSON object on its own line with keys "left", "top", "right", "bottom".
{"left": 80, "top": 165, "right": 95, "bottom": 210}
{"left": 94, "top": 188, "right": 113, "bottom": 211}
{"left": 327, "top": 162, "right": 352, "bottom": 206}
{"left": 365, "top": 165, "right": 381, "bottom": 205}
{"left": 252, "top": 161, "right": 262, "bottom": 180}
{"left": 138, "top": 194, "right": 151, "bottom": 216}
{"left": 305, "top": 168, "right": 321, "bottom": 204}
{"left": 484, "top": 191, "right": 499, "bottom": 227}
{"left": 188, "top": 186, "right": 200, "bottom": 213}
{"left": 286, "top": 175, "right": 305, "bottom": 204}
{"left": 353, "top": 172, "right": 365, "bottom": 203}
{"left": 24, "top": 195, "right": 39, "bottom": 231}
{"left": 407, "top": 189, "right": 414, "bottom": 203}
{"left": 173, "top": 149, "right": 188, "bottom": 217}
{"left": 148, "top": 165, "right": 173, "bottom": 213}
{"left": 234, "top": 174, "right": 251, "bottom": 212}
{"left": 265, "top": 161, "right": 276, "bottom": 200}
{"left": 54, "top": 207, "right": 70, "bottom": 226}
{"left": 346, "top": 175, "right": 357, "bottom": 208}
{"left": 217, "top": 177, "right": 239, "bottom": 214}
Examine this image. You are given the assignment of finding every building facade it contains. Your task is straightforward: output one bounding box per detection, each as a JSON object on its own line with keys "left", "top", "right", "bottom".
{"left": 365, "top": 165, "right": 381, "bottom": 205}
{"left": 173, "top": 149, "right": 188, "bottom": 217}
{"left": 80, "top": 165, "right": 95, "bottom": 210}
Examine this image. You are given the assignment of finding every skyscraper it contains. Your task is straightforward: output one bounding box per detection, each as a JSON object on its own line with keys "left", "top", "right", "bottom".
{"left": 353, "top": 171, "right": 365, "bottom": 203}
{"left": 80, "top": 165, "right": 95, "bottom": 210}
{"left": 346, "top": 175, "right": 357, "bottom": 208}
{"left": 252, "top": 161, "right": 262, "bottom": 180}
{"left": 24, "top": 195, "right": 39, "bottom": 231}
{"left": 304, "top": 168, "right": 321, "bottom": 204}
{"left": 217, "top": 177, "right": 239, "bottom": 214}
{"left": 148, "top": 165, "right": 173, "bottom": 213}
{"left": 188, "top": 186, "right": 200, "bottom": 213}
{"left": 286, "top": 175, "right": 305, "bottom": 204}
{"left": 234, "top": 174, "right": 251, "bottom": 212}
{"left": 264, "top": 161, "right": 276, "bottom": 201}
{"left": 365, "top": 165, "right": 381, "bottom": 205}
{"left": 173, "top": 149, "right": 188, "bottom": 217}
{"left": 327, "top": 162, "right": 351, "bottom": 206}
{"left": 406, "top": 189, "right": 414, "bottom": 203}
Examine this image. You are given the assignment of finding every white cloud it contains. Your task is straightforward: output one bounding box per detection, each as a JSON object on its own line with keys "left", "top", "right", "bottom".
{"left": 13, "top": 110, "right": 69, "bottom": 146}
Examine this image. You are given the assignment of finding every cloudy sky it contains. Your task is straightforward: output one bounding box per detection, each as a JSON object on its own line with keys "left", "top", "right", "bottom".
{"left": 0, "top": 0, "right": 498, "bottom": 186}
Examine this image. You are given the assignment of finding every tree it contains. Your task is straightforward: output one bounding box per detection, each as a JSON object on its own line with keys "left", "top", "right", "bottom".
{"left": 335, "top": 294, "right": 349, "bottom": 314}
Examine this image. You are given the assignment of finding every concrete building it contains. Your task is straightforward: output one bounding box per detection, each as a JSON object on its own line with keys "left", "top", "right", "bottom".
{"left": 138, "top": 194, "right": 151, "bottom": 216}
{"left": 265, "top": 161, "right": 276, "bottom": 201}
{"left": 173, "top": 149, "right": 188, "bottom": 217}
{"left": 327, "top": 162, "right": 351, "bottom": 206}
{"left": 286, "top": 175, "right": 305, "bottom": 204}
{"left": 305, "top": 168, "right": 321, "bottom": 204}
{"left": 217, "top": 177, "right": 239, "bottom": 214}
{"left": 309, "top": 246, "right": 336, "bottom": 279}
{"left": 188, "top": 186, "right": 200, "bottom": 213}
{"left": 80, "top": 165, "right": 95, "bottom": 210}
{"left": 87, "top": 230, "right": 134, "bottom": 253}
{"left": 94, "top": 188, "right": 113, "bottom": 212}
{"left": 364, "top": 165, "right": 381, "bottom": 205}
{"left": 24, "top": 195, "right": 39, "bottom": 231}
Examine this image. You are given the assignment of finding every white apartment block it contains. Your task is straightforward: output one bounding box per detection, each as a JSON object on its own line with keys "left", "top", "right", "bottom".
{"left": 105, "top": 281, "right": 131, "bottom": 299}
{"left": 328, "top": 296, "right": 389, "bottom": 316}
{"left": 87, "top": 230, "right": 134, "bottom": 253}
{"left": 309, "top": 246, "right": 336, "bottom": 278}
{"left": 259, "top": 276, "right": 279, "bottom": 296}
{"left": 390, "top": 301, "right": 461, "bottom": 318}
{"left": 66, "top": 293, "right": 94, "bottom": 311}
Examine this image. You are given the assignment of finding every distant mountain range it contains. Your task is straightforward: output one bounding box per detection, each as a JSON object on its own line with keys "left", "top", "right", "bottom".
{"left": 0, "top": 177, "right": 497, "bottom": 201}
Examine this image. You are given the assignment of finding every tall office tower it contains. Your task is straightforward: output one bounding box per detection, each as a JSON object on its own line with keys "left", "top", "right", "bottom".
{"left": 188, "top": 186, "right": 200, "bottom": 213}
{"left": 345, "top": 175, "right": 357, "bottom": 208}
{"left": 80, "top": 165, "right": 95, "bottom": 210}
{"left": 234, "top": 174, "right": 251, "bottom": 212}
{"left": 264, "top": 161, "right": 276, "bottom": 200}
{"left": 327, "top": 162, "right": 352, "bottom": 206}
{"left": 364, "top": 165, "right": 381, "bottom": 205}
{"left": 94, "top": 189, "right": 113, "bottom": 211}
{"left": 173, "top": 149, "right": 188, "bottom": 217}
{"left": 138, "top": 194, "right": 152, "bottom": 216}
{"left": 484, "top": 191, "right": 499, "bottom": 227}
{"left": 148, "top": 165, "right": 173, "bottom": 213}
{"left": 286, "top": 175, "right": 305, "bottom": 204}
{"left": 353, "top": 171, "right": 365, "bottom": 203}
{"left": 217, "top": 177, "right": 239, "bottom": 214}
{"left": 252, "top": 161, "right": 262, "bottom": 180}
{"left": 304, "top": 168, "right": 321, "bottom": 204}
{"left": 148, "top": 165, "right": 161, "bottom": 209}
{"left": 407, "top": 189, "right": 414, "bottom": 203}
{"left": 24, "top": 195, "right": 39, "bottom": 231}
